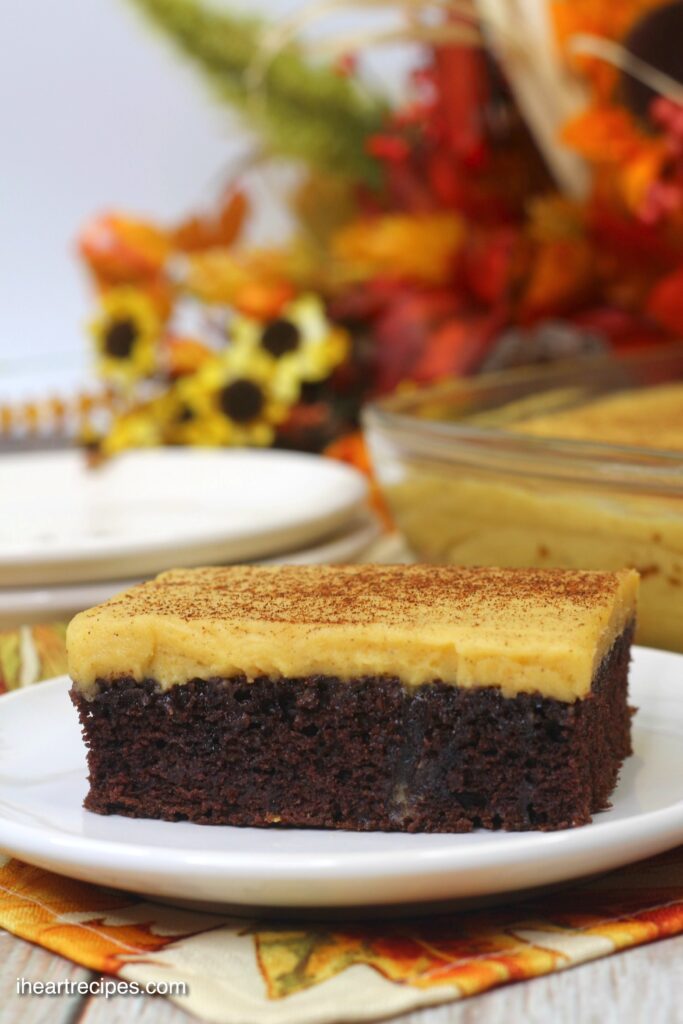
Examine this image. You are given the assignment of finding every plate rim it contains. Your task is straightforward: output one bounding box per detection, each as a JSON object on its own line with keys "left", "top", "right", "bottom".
{"left": 0, "top": 511, "right": 382, "bottom": 625}
{"left": 0, "top": 448, "right": 368, "bottom": 570}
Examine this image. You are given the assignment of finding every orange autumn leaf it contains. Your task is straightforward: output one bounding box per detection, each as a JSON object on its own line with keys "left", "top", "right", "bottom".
{"left": 163, "top": 335, "right": 214, "bottom": 378}
{"left": 255, "top": 922, "right": 564, "bottom": 999}
{"left": 360, "top": 928, "right": 562, "bottom": 992}
{"left": 527, "top": 195, "right": 586, "bottom": 243}
{"left": 0, "top": 859, "right": 196, "bottom": 975}
{"left": 333, "top": 214, "right": 465, "bottom": 286}
{"left": 232, "top": 280, "right": 297, "bottom": 320}
{"left": 621, "top": 148, "right": 670, "bottom": 213}
{"left": 324, "top": 431, "right": 372, "bottom": 475}
{"left": 184, "top": 250, "right": 244, "bottom": 304}
{"left": 324, "top": 432, "right": 392, "bottom": 528}
{"left": 186, "top": 238, "right": 328, "bottom": 309}
{"left": 0, "top": 860, "right": 134, "bottom": 920}
{"left": 519, "top": 900, "right": 683, "bottom": 959}
{"left": 172, "top": 190, "right": 248, "bottom": 253}
{"left": 551, "top": 0, "right": 664, "bottom": 95}
{"left": 562, "top": 108, "right": 651, "bottom": 166}
{"left": 563, "top": 108, "right": 669, "bottom": 217}
{"left": 552, "top": 0, "right": 664, "bottom": 45}
{"left": 626, "top": 902, "right": 683, "bottom": 938}
{"left": 519, "top": 239, "right": 595, "bottom": 319}
{"left": 78, "top": 213, "right": 171, "bottom": 285}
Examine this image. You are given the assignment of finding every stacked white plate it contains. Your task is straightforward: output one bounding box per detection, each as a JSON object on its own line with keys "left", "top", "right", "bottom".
{"left": 0, "top": 448, "right": 378, "bottom": 626}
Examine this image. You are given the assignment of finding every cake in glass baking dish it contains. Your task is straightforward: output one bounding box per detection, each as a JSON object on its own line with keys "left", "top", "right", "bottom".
{"left": 68, "top": 565, "right": 638, "bottom": 832}
{"left": 365, "top": 349, "right": 683, "bottom": 652}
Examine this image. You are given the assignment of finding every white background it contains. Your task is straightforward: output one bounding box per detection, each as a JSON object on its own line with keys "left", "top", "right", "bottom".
{"left": 0, "top": 0, "right": 412, "bottom": 401}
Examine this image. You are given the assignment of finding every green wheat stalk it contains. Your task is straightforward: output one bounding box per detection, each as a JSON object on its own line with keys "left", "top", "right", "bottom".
{"left": 127, "top": 0, "right": 388, "bottom": 186}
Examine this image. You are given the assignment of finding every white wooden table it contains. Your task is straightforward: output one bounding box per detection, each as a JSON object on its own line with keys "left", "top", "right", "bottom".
{"left": 2, "top": 930, "right": 682, "bottom": 1024}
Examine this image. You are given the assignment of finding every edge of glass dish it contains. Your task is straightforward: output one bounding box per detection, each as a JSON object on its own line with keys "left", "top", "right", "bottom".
{"left": 363, "top": 346, "right": 683, "bottom": 494}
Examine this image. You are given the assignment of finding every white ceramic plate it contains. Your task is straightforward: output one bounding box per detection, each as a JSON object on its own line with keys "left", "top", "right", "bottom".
{"left": 0, "top": 512, "right": 381, "bottom": 628}
{"left": 0, "top": 646, "right": 682, "bottom": 913}
{"left": 0, "top": 449, "right": 367, "bottom": 586}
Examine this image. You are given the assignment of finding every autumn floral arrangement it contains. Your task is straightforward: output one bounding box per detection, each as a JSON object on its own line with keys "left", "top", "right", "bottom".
{"left": 73, "top": 0, "right": 683, "bottom": 458}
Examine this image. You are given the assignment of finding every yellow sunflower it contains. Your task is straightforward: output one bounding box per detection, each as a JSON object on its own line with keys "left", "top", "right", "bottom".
{"left": 171, "top": 348, "right": 292, "bottom": 447}
{"left": 100, "top": 404, "right": 166, "bottom": 456}
{"left": 231, "top": 295, "right": 350, "bottom": 398}
{"left": 79, "top": 395, "right": 171, "bottom": 462}
{"left": 90, "top": 287, "right": 160, "bottom": 385}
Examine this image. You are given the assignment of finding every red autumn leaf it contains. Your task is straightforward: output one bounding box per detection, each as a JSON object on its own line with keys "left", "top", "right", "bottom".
{"left": 573, "top": 307, "right": 667, "bottom": 351}
{"left": 409, "top": 313, "right": 503, "bottom": 383}
{"left": 463, "top": 228, "right": 522, "bottom": 306}
{"left": 432, "top": 44, "right": 489, "bottom": 165}
{"left": 646, "top": 265, "right": 683, "bottom": 335}
{"left": 372, "top": 289, "right": 464, "bottom": 393}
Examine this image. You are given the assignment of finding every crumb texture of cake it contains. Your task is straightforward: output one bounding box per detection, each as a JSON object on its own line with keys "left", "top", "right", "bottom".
{"left": 67, "top": 565, "right": 638, "bottom": 701}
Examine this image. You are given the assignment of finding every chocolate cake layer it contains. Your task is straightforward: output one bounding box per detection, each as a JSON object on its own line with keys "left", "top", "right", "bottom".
{"left": 71, "top": 623, "right": 633, "bottom": 833}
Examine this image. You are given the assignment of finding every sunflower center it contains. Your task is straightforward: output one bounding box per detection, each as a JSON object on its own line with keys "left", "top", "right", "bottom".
{"left": 219, "top": 379, "right": 265, "bottom": 423}
{"left": 261, "top": 319, "right": 300, "bottom": 357}
{"left": 104, "top": 318, "right": 138, "bottom": 359}
{"left": 176, "top": 403, "right": 195, "bottom": 423}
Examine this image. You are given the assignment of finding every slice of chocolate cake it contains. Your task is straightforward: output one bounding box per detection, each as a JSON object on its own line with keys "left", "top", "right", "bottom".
{"left": 67, "top": 565, "right": 638, "bottom": 832}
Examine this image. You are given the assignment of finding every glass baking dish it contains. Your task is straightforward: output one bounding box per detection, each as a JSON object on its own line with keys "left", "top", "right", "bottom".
{"left": 363, "top": 345, "right": 683, "bottom": 653}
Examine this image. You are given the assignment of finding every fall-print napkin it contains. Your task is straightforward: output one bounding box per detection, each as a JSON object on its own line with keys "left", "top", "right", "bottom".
{"left": 1, "top": 624, "right": 682, "bottom": 1024}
